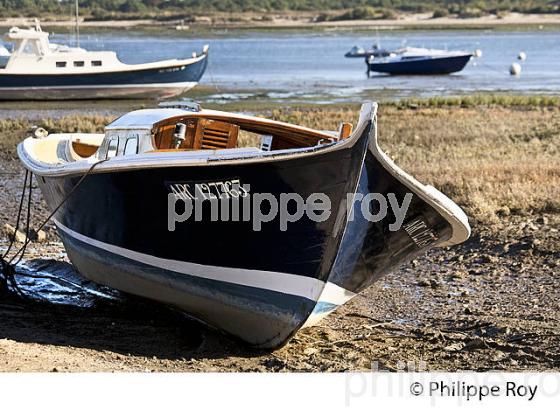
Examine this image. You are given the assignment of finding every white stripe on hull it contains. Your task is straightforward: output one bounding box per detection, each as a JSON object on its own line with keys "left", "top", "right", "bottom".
{"left": 320, "top": 281, "right": 356, "bottom": 305}
{"left": 54, "top": 220, "right": 355, "bottom": 308}
{"left": 300, "top": 282, "right": 357, "bottom": 328}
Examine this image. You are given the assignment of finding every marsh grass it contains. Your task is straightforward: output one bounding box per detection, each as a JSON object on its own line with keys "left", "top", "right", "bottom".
{"left": 267, "top": 105, "right": 560, "bottom": 222}
{"left": 0, "top": 115, "right": 114, "bottom": 159}
{"left": 389, "top": 94, "right": 560, "bottom": 109}
{"left": 1, "top": 103, "right": 558, "bottom": 223}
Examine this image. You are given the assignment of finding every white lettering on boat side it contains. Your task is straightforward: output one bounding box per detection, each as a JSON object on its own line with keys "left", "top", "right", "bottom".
{"left": 404, "top": 217, "right": 438, "bottom": 248}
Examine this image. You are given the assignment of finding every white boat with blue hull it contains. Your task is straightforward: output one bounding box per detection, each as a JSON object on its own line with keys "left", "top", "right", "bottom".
{"left": 367, "top": 47, "right": 473, "bottom": 75}
{"left": 0, "top": 22, "right": 208, "bottom": 100}
{"left": 18, "top": 102, "right": 470, "bottom": 348}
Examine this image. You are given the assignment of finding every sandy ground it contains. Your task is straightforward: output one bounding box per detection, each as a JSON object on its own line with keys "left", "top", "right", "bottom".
{"left": 314, "top": 12, "right": 560, "bottom": 28}
{"left": 1, "top": 12, "right": 560, "bottom": 30}
{"left": 0, "top": 157, "right": 558, "bottom": 372}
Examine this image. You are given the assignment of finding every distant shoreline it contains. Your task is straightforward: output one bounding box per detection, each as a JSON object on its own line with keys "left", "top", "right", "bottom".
{"left": 1, "top": 12, "right": 560, "bottom": 32}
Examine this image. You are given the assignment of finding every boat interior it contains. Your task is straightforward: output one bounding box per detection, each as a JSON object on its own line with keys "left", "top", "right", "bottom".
{"left": 149, "top": 114, "right": 353, "bottom": 151}
{"left": 25, "top": 112, "right": 355, "bottom": 165}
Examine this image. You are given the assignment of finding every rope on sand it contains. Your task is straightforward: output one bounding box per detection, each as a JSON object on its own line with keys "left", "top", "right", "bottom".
{"left": 0, "top": 159, "right": 108, "bottom": 301}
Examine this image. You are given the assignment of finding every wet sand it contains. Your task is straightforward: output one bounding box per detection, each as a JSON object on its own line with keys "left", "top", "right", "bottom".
{"left": 1, "top": 105, "right": 559, "bottom": 372}
{"left": 2, "top": 213, "right": 558, "bottom": 371}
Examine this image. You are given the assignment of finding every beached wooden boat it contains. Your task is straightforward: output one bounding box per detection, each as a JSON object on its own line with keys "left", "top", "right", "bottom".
{"left": 18, "top": 102, "right": 470, "bottom": 348}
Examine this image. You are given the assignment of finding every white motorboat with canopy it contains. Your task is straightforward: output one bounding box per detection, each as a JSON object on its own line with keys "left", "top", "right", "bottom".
{"left": 0, "top": 21, "right": 208, "bottom": 100}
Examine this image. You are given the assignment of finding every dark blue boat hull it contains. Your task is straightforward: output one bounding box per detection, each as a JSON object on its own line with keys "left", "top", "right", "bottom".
{"left": 29, "top": 119, "right": 457, "bottom": 348}
{"left": 0, "top": 54, "right": 208, "bottom": 100}
{"left": 368, "top": 54, "right": 471, "bottom": 75}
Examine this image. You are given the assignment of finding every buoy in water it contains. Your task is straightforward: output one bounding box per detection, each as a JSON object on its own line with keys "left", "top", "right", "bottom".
{"left": 517, "top": 51, "right": 527, "bottom": 61}
{"left": 473, "top": 49, "right": 482, "bottom": 58}
{"left": 510, "top": 62, "right": 522, "bottom": 75}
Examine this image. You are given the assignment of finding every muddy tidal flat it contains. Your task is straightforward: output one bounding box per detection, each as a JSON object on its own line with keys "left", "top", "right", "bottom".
{"left": 0, "top": 100, "right": 559, "bottom": 371}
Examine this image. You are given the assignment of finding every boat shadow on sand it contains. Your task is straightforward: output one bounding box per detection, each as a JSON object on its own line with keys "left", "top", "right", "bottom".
{"left": 0, "top": 259, "right": 264, "bottom": 360}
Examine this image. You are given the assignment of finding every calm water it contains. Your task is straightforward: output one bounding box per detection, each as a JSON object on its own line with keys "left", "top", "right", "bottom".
{"left": 15, "top": 29, "right": 560, "bottom": 102}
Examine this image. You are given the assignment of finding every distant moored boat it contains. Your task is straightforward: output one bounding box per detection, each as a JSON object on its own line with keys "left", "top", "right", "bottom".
{"left": 345, "top": 44, "right": 393, "bottom": 58}
{"left": 367, "top": 47, "right": 473, "bottom": 75}
{"left": 0, "top": 21, "right": 208, "bottom": 100}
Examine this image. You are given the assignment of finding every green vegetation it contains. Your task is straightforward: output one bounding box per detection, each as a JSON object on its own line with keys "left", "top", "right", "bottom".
{"left": 389, "top": 94, "right": 560, "bottom": 108}
{"left": 203, "top": 93, "right": 560, "bottom": 113}
{"left": 322, "top": 6, "right": 398, "bottom": 21}
{"left": 0, "top": 1, "right": 558, "bottom": 19}
{"left": 432, "top": 8, "right": 450, "bottom": 18}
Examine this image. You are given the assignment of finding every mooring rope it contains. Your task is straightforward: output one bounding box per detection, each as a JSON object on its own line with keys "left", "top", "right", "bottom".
{"left": 0, "top": 158, "right": 109, "bottom": 300}
{"left": 10, "top": 170, "right": 33, "bottom": 267}
{"left": 1, "top": 170, "right": 31, "bottom": 298}
{"left": 1, "top": 170, "right": 29, "bottom": 260}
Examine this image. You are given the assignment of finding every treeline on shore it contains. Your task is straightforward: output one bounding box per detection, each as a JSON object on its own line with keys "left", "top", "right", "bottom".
{"left": 0, "top": 1, "right": 558, "bottom": 21}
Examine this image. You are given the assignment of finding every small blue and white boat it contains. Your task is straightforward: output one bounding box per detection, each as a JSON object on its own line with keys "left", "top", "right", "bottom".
{"left": 345, "top": 44, "right": 393, "bottom": 59}
{"left": 367, "top": 47, "right": 472, "bottom": 75}
{"left": 0, "top": 22, "right": 208, "bottom": 100}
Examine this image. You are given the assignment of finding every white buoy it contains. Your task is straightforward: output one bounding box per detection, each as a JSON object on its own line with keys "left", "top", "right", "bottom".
{"left": 510, "top": 62, "right": 522, "bottom": 75}
{"left": 517, "top": 51, "right": 527, "bottom": 61}
{"left": 473, "top": 49, "right": 482, "bottom": 58}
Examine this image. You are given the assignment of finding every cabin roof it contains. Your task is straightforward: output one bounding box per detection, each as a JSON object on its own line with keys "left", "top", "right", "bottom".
{"left": 5, "top": 27, "right": 49, "bottom": 41}
{"left": 105, "top": 109, "right": 190, "bottom": 130}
